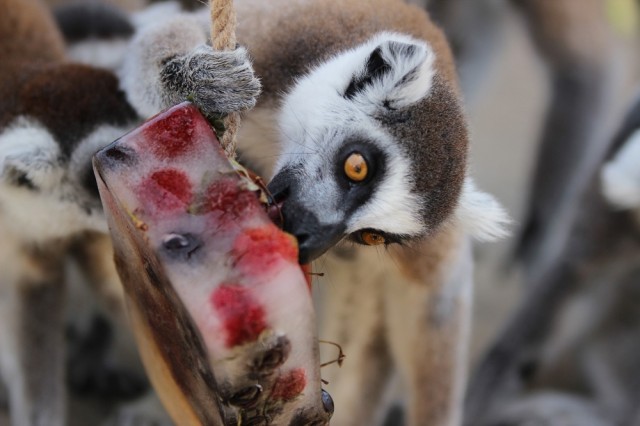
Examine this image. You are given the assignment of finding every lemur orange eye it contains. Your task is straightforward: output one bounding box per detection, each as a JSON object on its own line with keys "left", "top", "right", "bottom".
{"left": 361, "top": 231, "right": 385, "bottom": 246}
{"left": 344, "top": 152, "right": 368, "bottom": 182}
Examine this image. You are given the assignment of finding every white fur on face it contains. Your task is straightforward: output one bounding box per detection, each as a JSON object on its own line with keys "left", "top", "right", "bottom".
{"left": 346, "top": 140, "right": 426, "bottom": 235}
{"left": 275, "top": 32, "right": 436, "bottom": 236}
{"left": 601, "top": 129, "right": 640, "bottom": 210}
{"left": 0, "top": 119, "right": 130, "bottom": 243}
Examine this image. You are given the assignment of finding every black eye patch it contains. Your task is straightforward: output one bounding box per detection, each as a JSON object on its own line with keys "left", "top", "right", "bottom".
{"left": 333, "top": 139, "right": 387, "bottom": 217}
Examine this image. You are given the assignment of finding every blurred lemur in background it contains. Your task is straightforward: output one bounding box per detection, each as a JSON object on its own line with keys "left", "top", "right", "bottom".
{"left": 1, "top": 0, "right": 509, "bottom": 425}
{"left": 0, "top": 0, "right": 139, "bottom": 424}
{"left": 469, "top": 91, "right": 640, "bottom": 426}
{"left": 0, "top": 0, "right": 257, "bottom": 424}
{"left": 404, "top": 1, "right": 618, "bottom": 424}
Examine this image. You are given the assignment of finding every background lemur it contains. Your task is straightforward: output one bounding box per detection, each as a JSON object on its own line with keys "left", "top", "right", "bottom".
{"left": 117, "top": 1, "right": 508, "bottom": 425}
{"left": 0, "top": 0, "right": 140, "bottom": 424}
{"left": 446, "top": 3, "right": 632, "bottom": 425}
{"left": 0, "top": 0, "right": 257, "bottom": 425}
{"left": 400, "top": 1, "right": 618, "bottom": 423}
{"left": 462, "top": 91, "right": 640, "bottom": 426}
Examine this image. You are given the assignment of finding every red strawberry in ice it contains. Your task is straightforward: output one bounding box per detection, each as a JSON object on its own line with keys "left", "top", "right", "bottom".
{"left": 93, "top": 102, "right": 331, "bottom": 425}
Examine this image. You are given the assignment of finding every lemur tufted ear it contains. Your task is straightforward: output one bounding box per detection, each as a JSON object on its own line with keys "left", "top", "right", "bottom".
{"left": 345, "top": 33, "right": 436, "bottom": 110}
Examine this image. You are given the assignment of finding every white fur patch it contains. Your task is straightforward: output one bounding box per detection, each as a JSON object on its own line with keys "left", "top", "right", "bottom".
{"left": 0, "top": 118, "right": 62, "bottom": 188}
{"left": 67, "top": 39, "right": 130, "bottom": 72}
{"left": 601, "top": 129, "right": 640, "bottom": 209}
{"left": 454, "top": 178, "right": 511, "bottom": 242}
{"left": 0, "top": 119, "right": 115, "bottom": 243}
{"left": 131, "top": 1, "right": 183, "bottom": 29}
{"left": 278, "top": 33, "right": 435, "bottom": 137}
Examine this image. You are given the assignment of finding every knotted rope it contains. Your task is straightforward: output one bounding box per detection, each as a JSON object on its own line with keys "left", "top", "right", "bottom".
{"left": 210, "top": 0, "right": 240, "bottom": 158}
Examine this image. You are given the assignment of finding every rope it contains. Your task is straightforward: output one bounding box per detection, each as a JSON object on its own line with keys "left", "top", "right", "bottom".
{"left": 210, "top": 0, "right": 240, "bottom": 158}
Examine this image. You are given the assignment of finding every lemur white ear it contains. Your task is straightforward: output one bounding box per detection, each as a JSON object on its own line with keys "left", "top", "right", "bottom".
{"left": 455, "top": 178, "right": 511, "bottom": 242}
{"left": 347, "top": 33, "right": 436, "bottom": 109}
{"left": 601, "top": 129, "right": 640, "bottom": 209}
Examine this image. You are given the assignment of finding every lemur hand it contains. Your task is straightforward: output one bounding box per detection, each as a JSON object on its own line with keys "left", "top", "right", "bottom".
{"left": 161, "top": 45, "right": 261, "bottom": 117}
{"left": 120, "top": 14, "right": 261, "bottom": 119}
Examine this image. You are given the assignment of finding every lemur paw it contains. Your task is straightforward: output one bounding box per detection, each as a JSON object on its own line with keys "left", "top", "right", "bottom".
{"left": 161, "top": 45, "right": 261, "bottom": 117}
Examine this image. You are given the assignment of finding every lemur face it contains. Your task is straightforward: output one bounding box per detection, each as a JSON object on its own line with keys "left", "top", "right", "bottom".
{"left": 268, "top": 33, "right": 468, "bottom": 263}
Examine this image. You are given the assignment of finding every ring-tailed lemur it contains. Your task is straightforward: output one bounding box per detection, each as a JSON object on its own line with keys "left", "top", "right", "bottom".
{"left": 118, "top": 1, "right": 508, "bottom": 425}
{"left": 0, "top": 1, "right": 258, "bottom": 425}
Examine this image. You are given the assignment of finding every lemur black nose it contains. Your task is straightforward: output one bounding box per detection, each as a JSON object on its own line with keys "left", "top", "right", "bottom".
{"left": 278, "top": 200, "right": 345, "bottom": 264}
{"left": 266, "top": 169, "right": 291, "bottom": 227}
{"left": 266, "top": 170, "right": 291, "bottom": 204}
{"left": 268, "top": 168, "right": 345, "bottom": 263}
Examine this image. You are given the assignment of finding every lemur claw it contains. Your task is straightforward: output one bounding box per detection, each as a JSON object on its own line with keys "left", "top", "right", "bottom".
{"left": 161, "top": 45, "right": 261, "bottom": 117}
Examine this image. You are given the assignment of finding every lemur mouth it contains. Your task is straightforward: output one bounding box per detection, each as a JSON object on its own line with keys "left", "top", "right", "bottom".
{"left": 267, "top": 169, "right": 346, "bottom": 264}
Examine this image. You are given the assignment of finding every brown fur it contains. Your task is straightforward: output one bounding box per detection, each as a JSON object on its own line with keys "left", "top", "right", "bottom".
{"left": 0, "top": 0, "right": 65, "bottom": 66}
{"left": 237, "top": 0, "right": 460, "bottom": 103}
{"left": 0, "top": 0, "right": 136, "bottom": 151}
{"left": 317, "top": 226, "right": 471, "bottom": 426}
{"left": 380, "top": 76, "right": 468, "bottom": 233}
{"left": 390, "top": 224, "right": 464, "bottom": 285}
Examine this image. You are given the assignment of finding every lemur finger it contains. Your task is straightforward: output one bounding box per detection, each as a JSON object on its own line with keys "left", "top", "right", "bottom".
{"left": 120, "top": 15, "right": 208, "bottom": 118}
{"left": 161, "top": 45, "right": 261, "bottom": 116}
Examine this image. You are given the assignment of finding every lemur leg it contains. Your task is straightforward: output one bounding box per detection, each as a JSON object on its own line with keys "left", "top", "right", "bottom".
{"left": 315, "top": 247, "right": 394, "bottom": 426}
{"left": 511, "top": 0, "right": 614, "bottom": 280}
{"left": 385, "top": 231, "right": 472, "bottom": 426}
{"left": 0, "top": 239, "right": 67, "bottom": 426}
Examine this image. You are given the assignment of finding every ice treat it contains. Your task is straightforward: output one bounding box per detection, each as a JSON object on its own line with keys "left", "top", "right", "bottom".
{"left": 93, "top": 102, "right": 332, "bottom": 425}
